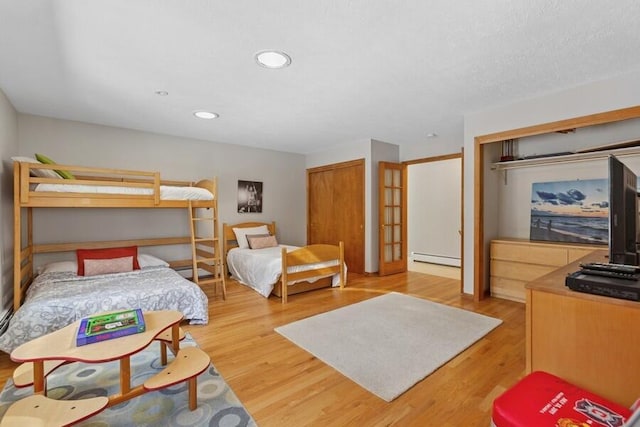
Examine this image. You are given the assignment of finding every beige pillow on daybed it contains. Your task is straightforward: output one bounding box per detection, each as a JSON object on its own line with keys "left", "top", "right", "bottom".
{"left": 247, "top": 234, "right": 278, "bottom": 249}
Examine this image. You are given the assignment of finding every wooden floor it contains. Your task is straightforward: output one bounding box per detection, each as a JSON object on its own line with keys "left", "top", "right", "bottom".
{"left": 0, "top": 272, "right": 526, "bottom": 426}
{"left": 408, "top": 260, "right": 461, "bottom": 280}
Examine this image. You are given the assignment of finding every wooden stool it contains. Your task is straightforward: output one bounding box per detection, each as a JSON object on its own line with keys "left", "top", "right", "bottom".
{"left": 0, "top": 394, "right": 108, "bottom": 427}
{"left": 154, "top": 326, "right": 185, "bottom": 365}
{"left": 144, "top": 346, "right": 210, "bottom": 410}
{"left": 12, "top": 360, "right": 67, "bottom": 389}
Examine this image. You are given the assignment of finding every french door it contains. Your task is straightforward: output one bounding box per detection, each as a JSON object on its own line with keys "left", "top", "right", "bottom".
{"left": 378, "top": 162, "right": 407, "bottom": 275}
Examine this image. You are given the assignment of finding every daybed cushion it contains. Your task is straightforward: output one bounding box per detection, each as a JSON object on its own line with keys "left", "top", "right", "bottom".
{"left": 233, "top": 225, "right": 269, "bottom": 249}
{"left": 77, "top": 246, "right": 140, "bottom": 276}
{"left": 35, "top": 153, "right": 75, "bottom": 179}
{"left": 11, "top": 156, "right": 61, "bottom": 179}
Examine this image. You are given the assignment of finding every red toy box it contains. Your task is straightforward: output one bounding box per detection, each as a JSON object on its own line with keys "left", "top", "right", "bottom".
{"left": 492, "top": 371, "right": 635, "bottom": 427}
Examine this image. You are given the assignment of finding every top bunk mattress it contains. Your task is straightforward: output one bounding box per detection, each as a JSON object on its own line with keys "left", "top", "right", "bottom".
{"left": 34, "top": 183, "right": 214, "bottom": 200}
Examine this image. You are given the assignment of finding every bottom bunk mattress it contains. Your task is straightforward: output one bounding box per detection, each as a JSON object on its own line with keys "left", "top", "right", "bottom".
{"left": 0, "top": 266, "right": 208, "bottom": 354}
{"left": 226, "top": 245, "right": 344, "bottom": 297}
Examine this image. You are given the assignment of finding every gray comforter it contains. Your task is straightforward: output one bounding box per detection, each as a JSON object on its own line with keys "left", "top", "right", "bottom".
{"left": 0, "top": 266, "right": 208, "bottom": 353}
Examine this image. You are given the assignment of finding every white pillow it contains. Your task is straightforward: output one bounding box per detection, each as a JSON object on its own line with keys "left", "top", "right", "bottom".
{"left": 84, "top": 256, "right": 134, "bottom": 276}
{"left": 11, "top": 156, "right": 61, "bottom": 179}
{"left": 233, "top": 225, "right": 269, "bottom": 249}
{"left": 138, "top": 253, "right": 170, "bottom": 268}
{"left": 37, "top": 260, "right": 78, "bottom": 275}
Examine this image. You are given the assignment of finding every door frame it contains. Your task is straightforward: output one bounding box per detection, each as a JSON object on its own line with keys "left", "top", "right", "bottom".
{"left": 404, "top": 151, "right": 464, "bottom": 293}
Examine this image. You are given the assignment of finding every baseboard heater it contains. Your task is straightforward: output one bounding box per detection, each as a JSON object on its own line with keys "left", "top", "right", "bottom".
{"left": 411, "top": 252, "right": 461, "bottom": 267}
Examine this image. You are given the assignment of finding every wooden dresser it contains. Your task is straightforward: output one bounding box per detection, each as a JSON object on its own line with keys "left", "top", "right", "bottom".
{"left": 526, "top": 249, "right": 640, "bottom": 406}
{"left": 490, "top": 239, "right": 601, "bottom": 302}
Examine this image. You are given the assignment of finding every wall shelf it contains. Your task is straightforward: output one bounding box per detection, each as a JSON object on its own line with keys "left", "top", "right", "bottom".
{"left": 491, "top": 144, "right": 640, "bottom": 171}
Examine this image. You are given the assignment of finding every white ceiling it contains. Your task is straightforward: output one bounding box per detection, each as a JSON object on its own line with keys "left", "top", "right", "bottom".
{"left": 1, "top": 1, "right": 640, "bottom": 155}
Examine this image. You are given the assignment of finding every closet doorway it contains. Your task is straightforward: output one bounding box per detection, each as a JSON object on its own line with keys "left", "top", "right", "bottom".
{"left": 406, "top": 153, "right": 463, "bottom": 284}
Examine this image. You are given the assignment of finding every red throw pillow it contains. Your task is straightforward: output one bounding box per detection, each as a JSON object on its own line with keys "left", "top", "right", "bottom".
{"left": 76, "top": 246, "right": 140, "bottom": 276}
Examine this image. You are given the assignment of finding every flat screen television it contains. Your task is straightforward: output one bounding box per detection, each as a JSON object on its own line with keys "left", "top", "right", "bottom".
{"left": 608, "top": 154, "right": 640, "bottom": 265}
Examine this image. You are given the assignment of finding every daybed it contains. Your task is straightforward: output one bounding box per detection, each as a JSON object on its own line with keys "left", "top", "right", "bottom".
{"left": 223, "top": 222, "right": 346, "bottom": 303}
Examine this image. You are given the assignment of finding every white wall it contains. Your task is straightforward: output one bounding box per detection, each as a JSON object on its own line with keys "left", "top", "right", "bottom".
{"left": 17, "top": 114, "right": 307, "bottom": 267}
{"left": 408, "top": 158, "right": 461, "bottom": 266}
{"left": 400, "top": 136, "right": 463, "bottom": 161}
{"left": 0, "top": 89, "right": 19, "bottom": 310}
{"left": 464, "top": 68, "right": 640, "bottom": 296}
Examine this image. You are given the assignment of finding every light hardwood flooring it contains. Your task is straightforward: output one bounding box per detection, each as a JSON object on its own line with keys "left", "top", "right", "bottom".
{"left": 0, "top": 272, "right": 525, "bottom": 426}
{"left": 408, "top": 260, "right": 461, "bottom": 280}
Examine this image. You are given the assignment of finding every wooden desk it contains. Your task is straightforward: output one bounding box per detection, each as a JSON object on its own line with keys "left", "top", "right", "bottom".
{"left": 526, "top": 250, "right": 640, "bottom": 406}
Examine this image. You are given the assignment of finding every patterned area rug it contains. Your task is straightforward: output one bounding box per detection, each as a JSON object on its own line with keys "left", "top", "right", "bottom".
{"left": 0, "top": 334, "right": 256, "bottom": 427}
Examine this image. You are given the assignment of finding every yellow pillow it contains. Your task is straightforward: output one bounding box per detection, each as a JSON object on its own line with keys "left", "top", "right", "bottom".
{"left": 35, "top": 153, "right": 75, "bottom": 179}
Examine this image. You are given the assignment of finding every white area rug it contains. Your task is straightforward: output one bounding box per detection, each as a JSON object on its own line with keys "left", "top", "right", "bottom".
{"left": 275, "top": 292, "right": 502, "bottom": 402}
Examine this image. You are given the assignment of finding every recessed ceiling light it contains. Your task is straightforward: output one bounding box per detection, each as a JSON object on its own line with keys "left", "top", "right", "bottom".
{"left": 255, "top": 50, "right": 291, "bottom": 69}
{"left": 155, "top": 90, "right": 168, "bottom": 96}
{"left": 426, "top": 133, "right": 438, "bottom": 138}
{"left": 193, "top": 111, "right": 219, "bottom": 119}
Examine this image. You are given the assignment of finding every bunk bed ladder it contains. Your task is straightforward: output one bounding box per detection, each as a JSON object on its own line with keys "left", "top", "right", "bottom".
{"left": 188, "top": 201, "right": 226, "bottom": 300}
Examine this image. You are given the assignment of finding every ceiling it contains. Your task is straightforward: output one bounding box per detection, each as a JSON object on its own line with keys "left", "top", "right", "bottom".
{"left": 1, "top": 1, "right": 640, "bottom": 155}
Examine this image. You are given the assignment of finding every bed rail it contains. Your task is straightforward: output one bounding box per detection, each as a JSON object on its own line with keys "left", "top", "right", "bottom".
{"left": 280, "top": 242, "right": 345, "bottom": 304}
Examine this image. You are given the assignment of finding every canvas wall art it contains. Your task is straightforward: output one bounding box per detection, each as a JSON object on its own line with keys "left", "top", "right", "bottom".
{"left": 237, "top": 180, "right": 263, "bottom": 213}
{"left": 530, "top": 178, "right": 608, "bottom": 245}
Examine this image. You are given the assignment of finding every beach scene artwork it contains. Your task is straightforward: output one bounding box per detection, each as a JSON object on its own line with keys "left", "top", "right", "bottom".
{"left": 530, "top": 178, "right": 609, "bottom": 245}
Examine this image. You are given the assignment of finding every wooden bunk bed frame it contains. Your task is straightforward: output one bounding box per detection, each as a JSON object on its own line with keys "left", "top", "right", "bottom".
{"left": 222, "top": 221, "right": 346, "bottom": 303}
{"left": 13, "top": 160, "right": 223, "bottom": 311}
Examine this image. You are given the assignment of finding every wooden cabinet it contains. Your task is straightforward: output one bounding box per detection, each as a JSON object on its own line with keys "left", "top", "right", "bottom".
{"left": 490, "top": 239, "right": 600, "bottom": 302}
{"left": 526, "top": 250, "right": 640, "bottom": 406}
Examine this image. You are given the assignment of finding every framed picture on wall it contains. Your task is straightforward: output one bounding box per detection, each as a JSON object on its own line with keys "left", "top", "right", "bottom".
{"left": 237, "top": 180, "right": 263, "bottom": 213}
{"left": 530, "top": 178, "right": 608, "bottom": 245}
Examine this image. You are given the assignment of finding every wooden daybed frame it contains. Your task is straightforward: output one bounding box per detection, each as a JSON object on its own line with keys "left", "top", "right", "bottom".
{"left": 13, "top": 160, "right": 222, "bottom": 311}
{"left": 223, "top": 222, "right": 346, "bottom": 303}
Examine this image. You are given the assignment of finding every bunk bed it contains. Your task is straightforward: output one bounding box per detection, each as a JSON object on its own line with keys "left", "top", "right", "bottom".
{"left": 223, "top": 221, "right": 346, "bottom": 303}
{"left": 6, "top": 159, "right": 225, "bottom": 352}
